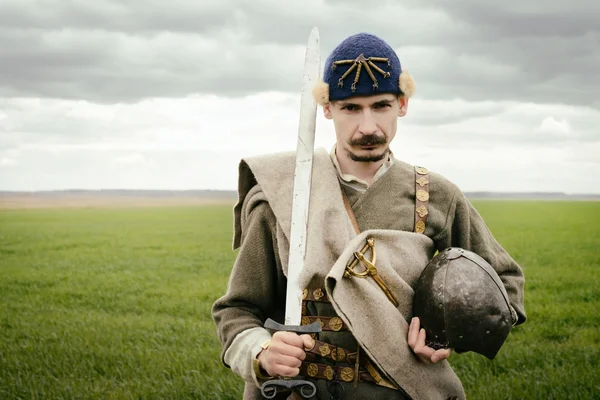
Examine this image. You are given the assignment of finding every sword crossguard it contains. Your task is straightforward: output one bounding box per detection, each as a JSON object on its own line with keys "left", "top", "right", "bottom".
{"left": 264, "top": 318, "right": 322, "bottom": 334}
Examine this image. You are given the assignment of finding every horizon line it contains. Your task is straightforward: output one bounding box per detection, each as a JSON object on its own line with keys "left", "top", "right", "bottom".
{"left": 1, "top": 189, "right": 600, "bottom": 197}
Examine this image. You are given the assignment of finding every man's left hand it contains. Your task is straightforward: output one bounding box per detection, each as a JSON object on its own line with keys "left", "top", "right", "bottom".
{"left": 407, "top": 317, "right": 452, "bottom": 364}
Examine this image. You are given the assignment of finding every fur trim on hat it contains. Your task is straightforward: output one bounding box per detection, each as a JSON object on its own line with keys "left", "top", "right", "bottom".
{"left": 399, "top": 71, "right": 415, "bottom": 98}
{"left": 312, "top": 81, "right": 330, "bottom": 106}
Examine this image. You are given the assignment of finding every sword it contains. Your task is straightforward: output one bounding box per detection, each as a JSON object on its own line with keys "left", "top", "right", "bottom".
{"left": 261, "top": 27, "right": 323, "bottom": 399}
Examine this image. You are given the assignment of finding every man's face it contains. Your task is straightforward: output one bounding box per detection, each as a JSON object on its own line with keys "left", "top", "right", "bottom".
{"left": 323, "top": 93, "right": 408, "bottom": 163}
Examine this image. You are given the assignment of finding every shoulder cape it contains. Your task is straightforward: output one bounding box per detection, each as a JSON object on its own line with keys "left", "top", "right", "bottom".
{"left": 233, "top": 148, "right": 465, "bottom": 400}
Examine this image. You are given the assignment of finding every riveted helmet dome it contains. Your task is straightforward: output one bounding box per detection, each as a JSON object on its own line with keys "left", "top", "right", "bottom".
{"left": 412, "top": 247, "right": 515, "bottom": 359}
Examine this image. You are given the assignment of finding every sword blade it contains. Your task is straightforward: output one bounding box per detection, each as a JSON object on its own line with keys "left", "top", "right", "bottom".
{"left": 285, "top": 27, "right": 320, "bottom": 326}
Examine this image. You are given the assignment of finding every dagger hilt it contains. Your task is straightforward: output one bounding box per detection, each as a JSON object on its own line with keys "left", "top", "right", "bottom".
{"left": 260, "top": 318, "right": 322, "bottom": 399}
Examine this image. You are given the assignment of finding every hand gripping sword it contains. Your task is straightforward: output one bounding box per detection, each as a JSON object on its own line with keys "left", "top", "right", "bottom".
{"left": 260, "top": 27, "right": 323, "bottom": 399}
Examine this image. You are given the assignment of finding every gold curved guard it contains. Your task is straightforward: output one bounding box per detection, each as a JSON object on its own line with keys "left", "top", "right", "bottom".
{"left": 344, "top": 238, "right": 399, "bottom": 307}
{"left": 344, "top": 238, "right": 376, "bottom": 278}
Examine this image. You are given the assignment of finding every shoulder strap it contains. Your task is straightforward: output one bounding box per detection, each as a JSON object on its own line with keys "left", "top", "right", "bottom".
{"left": 414, "top": 166, "right": 430, "bottom": 234}
{"left": 342, "top": 189, "right": 361, "bottom": 234}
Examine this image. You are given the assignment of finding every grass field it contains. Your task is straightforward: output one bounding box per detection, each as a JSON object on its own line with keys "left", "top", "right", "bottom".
{"left": 0, "top": 201, "right": 599, "bottom": 399}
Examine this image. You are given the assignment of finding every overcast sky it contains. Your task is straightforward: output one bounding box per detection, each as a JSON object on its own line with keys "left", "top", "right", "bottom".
{"left": 1, "top": 0, "right": 599, "bottom": 193}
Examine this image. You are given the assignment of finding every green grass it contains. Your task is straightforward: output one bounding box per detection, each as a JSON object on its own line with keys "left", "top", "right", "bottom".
{"left": 0, "top": 201, "right": 599, "bottom": 399}
{"left": 0, "top": 206, "right": 239, "bottom": 400}
{"left": 449, "top": 201, "right": 600, "bottom": 399}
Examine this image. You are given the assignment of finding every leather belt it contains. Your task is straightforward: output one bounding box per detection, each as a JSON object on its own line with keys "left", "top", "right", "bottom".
{"left": 299, "top": 360, "right": 397, "bottom": 390}
{"left": 305, "top": 339, "right": 356, "bottom": 363}
{"left": 302, "top": 287, "right": 330, "bottom": 302}
{"left": 302, "top": 341, "right": 398, "bottom": 391}
{"left": 301, "top": 315, "right": 348, "bottom": 332}
{"left": 300, "top": 283, "right": 397, "bottom": 391}
{"left": 300, "top": 361, "right": 375, "bottom": 384}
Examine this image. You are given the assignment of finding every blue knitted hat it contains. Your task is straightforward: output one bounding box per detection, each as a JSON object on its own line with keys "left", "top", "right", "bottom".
{"left": 312, "top": 32, "right": 415, "bottom": 105}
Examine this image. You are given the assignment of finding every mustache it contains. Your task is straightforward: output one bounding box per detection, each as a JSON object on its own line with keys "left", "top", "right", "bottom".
{"left": 349, "top": 135, "right": 387, "bottom": 146}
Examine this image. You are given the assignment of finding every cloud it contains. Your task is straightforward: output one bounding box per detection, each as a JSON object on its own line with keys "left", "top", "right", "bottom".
{"left": 404, "top": 99, "right": 598, "bottom": 148}
{"left": 1, "top": 157, "right": 16, "bottom": 166}
{"left": 0, "top": 1, "right": 597, "bottom": 194}
{"left": 1, "top": 92, "right": 598, "bottom": 193}
{"left": 0, "top": 27, "right": 306, "bottom": 102}
{"left": 535, "top": 117, "right": 571, "bottom": 136}
{"left": 0, "top": 0, "right": 597, "bottom": 108}
{"left": 114, "top": 153, "right": 154, "bottom": 165}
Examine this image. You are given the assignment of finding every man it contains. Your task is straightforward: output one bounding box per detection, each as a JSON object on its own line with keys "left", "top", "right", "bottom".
{"left": 212, "top": 32, "right": 526, "bottom": 400}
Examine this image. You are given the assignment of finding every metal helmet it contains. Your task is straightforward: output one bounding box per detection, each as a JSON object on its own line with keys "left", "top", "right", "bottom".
{"left": 412, "top": 247, "right": 514, "bottom": 359}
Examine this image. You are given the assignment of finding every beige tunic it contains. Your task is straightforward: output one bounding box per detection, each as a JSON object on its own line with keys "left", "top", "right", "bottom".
{"left": 212, "top": 148, "right": 526, "bottom": 400}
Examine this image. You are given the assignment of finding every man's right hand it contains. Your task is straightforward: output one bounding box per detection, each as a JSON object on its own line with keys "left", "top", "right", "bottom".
{"left": 408, "top": 317, "right": 452, "bottom": 364}
{"left": 257, "top": 331, "right": 314, "bottom": 377}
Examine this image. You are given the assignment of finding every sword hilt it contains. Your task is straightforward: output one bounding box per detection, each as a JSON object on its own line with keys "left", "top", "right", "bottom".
{"left": 260, "top": 318, "right": 322, "bottom": 399}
